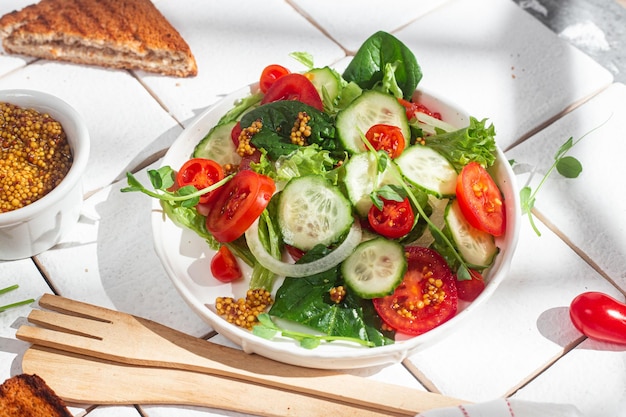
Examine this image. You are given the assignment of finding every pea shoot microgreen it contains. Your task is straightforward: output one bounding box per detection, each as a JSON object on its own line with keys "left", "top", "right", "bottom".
{"left": 360, "top": 131, "right": 474, "bottom": 281}
{"left": 121, "top": 166, "right": 232, "bottom": 207}
{"left": 0, "top": 285, "right": 35, "bottom": 313}
{"left": 252, "top": 313, "right": 375, "bottom": 349}
{"left": 519, "top": 118, "right": 610, "bottom": 236}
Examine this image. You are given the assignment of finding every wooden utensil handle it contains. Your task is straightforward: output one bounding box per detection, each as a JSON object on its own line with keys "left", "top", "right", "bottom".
{"left": 23, "top": 346, "right": 402, "bottom": 417}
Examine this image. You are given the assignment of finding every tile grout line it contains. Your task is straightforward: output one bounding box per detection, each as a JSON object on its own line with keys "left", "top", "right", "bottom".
{"left": 502, "top": 335, "right": 587, "bottom": 398}
{"left": 532, "top": 207, "right": 626, "bottom": 297}
{"left": 504, "top": 82, "right": 614, "bottom": 153}
{"left": 401, "top": 358, "right": 445, "bottom": 395}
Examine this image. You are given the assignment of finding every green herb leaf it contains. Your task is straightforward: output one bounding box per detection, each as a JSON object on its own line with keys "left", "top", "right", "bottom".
{"left": 519, "top": 117, "right": 610, "bottom": 236}
{"left": 556, "top": 156, "right": 583, "bottom": 178}
{"left": 289, "top": 51, "right": 315, "bottom": 70}
{"left": 343, "top": 31, "right": 422, "bottom": 100}
{"left": 268, "top": 248, "right": 393, "bottom": 347}
{"left": 0, "top": 285, "right": 34, "bottom": 313}
{"left": 423, "top": 117, "right": 497, "bottom": 171}
{"left": 253, "top": 313, "right": 380, "bottom": 349}
{"left": 240, "top": 100, "right": 338, "bottom": 160}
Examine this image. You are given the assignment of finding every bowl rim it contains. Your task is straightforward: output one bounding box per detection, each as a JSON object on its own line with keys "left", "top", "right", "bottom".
{"left": 0, "top": 89, "right": 90, "bottom": 224}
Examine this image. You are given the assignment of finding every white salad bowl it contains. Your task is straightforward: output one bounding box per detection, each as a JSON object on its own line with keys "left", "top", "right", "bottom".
{"left": 0, "top": 90, "right": 90, "bottom": 260}
{"left": 152, "top": 85, "right": 520, "bottom": 369}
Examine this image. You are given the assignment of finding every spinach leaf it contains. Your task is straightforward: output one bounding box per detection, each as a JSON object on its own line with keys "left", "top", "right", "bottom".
{"left": 269, "top": 247, "right": 394, "bottom": 347}
{"left": 240, "top": 100, "right": 337, "bottom": 160}
{"left": 342, "top": 31, "right": 422, "bottom": 100}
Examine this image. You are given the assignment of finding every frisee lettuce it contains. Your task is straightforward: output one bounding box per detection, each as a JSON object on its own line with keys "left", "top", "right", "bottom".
{"left": 423, "top": 117, "right": 497, "bottom": 171}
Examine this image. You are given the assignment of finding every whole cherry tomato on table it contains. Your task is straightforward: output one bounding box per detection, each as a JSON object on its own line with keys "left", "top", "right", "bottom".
{"left": 373, "top": 246, "right": 458, "bottom": 335}
{"left": 206, "top": 169, "right": 275, "bottom": 243}
{"left": 569, "top": 291, "right": 626, "bottom": 345}
{"left": 261, "top": 73, "right": 324, "bottom": 111}
{"left": 211, "top": 246, "right": 243, "bottom": 282}
{"left": 367, "top": 197, "right": 414, "bottom": 239}
{"left": 456, "top": 161, "right": 505, "bottom": 237}
{"left": 259, "top": 64, "right": 290, "bottom": 93}
{"left": 175, "top": 158, "right": 224, "bottom": 205}
{"left": 365, "top": 124, "right": 406, "bottom": 159}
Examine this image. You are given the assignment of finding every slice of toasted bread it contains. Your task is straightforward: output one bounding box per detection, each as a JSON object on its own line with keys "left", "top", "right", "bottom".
{"left": 0, "top": 0, "right": 197, "bottom": 77}
{"left": 0, "top": 374, "right": 72, "bottom": 417}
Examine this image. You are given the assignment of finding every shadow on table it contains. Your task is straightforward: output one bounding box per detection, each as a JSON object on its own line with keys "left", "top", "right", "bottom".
{"left": 536, "top": 306, "right": 626, "bottom": 352}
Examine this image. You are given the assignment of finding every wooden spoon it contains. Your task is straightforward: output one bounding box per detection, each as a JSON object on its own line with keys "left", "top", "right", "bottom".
{"left": 22, "top": 345, "right": 414, "bottom": 417}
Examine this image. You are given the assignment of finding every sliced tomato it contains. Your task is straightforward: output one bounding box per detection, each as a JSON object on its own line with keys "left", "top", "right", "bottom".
{"left": 398, "top": 98, "right": 442, "bottom": 121}
{"left": 456, "top": 162, "right": 505, "bottom": 237}
{"left": 206, "top": 170, "right": 275, "bottom": 243}
{"left": 176, "top": 158, "right": 224, "bottom": 205}
{"left": 261, "top": 73, "right": 323, "bottom": 111}
{"left": 259, "top": 64, "right": 290, "bottom": 93}
{"left": 373, "top": 246, "right": 458, "bottom": 336}
{"left": 456, "top": 269, "right": 485, "bottom": 302}
{"left": 210, "top": 246, "right": 243, "bottom": 282}
{"left": 367, "top": 197, "right": 414, "bottom": 239}
{"left": 230, "top": 121, "right": 242, "bottom": 147}
{"left": 365, "top": 124, "right": 406, "bottom": 158}
{"left": 285, "top": 244, "right": 305, "bottom": 262}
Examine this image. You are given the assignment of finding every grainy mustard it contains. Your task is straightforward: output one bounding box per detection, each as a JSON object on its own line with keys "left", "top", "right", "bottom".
{"left": 0, "top": 102, "right": 72, "bottom": 213}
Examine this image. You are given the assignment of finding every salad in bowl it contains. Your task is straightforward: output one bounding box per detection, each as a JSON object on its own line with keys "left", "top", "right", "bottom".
{"left": 125, "top": 31, "right": 520, "bottom": 369}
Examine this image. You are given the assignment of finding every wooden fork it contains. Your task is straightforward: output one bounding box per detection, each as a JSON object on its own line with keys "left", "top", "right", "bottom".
{"left": 17, "top": 294, "right": 467, "bottom": 415}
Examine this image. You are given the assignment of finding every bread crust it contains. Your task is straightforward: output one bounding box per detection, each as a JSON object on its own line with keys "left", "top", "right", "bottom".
{"left": 0, "top": 0, "right": 197, "bottom": 77}
{"left": 0, "top": 374, "right": 72, "bottom": 417}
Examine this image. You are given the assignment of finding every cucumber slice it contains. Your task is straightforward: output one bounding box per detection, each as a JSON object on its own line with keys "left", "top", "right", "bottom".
{"left": 278, "top": 175, "right": 353, "bottom": 251}
{"left": 445, "top": 200, "right": 497, "bottom": 268}
{"left": 192, "top": 121, "right": 242, "bottom": 167}
{"left": 343, "top": 152, "right": 402, "bottom": 217}
{"left": 307, "top": 66, "right": 342, "bottom": 106}
{"left": 336, "top": 90, "right": 410, "bottom": 154}
{"left": 341, "top": 237, "right": 407, "bottom": 299}
{"left": 395, "top": 145, "right": 457, "bottom": 198}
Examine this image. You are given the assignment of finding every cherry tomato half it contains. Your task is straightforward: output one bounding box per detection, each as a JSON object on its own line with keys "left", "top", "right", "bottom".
{"left": 206, "top": 170, "right": 275, "bottom": 243}
{"left": 285, "top": 244, "right": 305, "bottom": 262}
{"left": 210, "top": 246, "right": 243, "bottom": 282}
{"left": 456, "top": 161, "right": 505, "bottom": 237}
{"left": 176, "top": 158, "right": 225, "bottom": 205}
{"left": 261, "top": 73, "right": 323, "bottom": 111}
{"left": 456, "top": 269, "right": 485, "bottom": 302}
{"left": 230, "top": 121, "right": 242, "bottom": 147}
{"left": 398, "top": 98, "right": 442, "bottom": 121}
{"left": 259, "top": 64, "right": 290, "bottom": 94}
{"left": 373, "top": 246, "right": 458, "bottom": 336}
{"left": 365, "top": 124, "right": 406, "bottom": 159}
{"left": 367, "top": 197, "right": 414, "bottom": 239}
{"left": 570, "top": 291, "right": 626, "bottom": 345}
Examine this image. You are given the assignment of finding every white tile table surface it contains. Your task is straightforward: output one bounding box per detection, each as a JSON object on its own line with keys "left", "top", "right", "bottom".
{"left": 0, "top": 1, "right": 624, "bottom": 416}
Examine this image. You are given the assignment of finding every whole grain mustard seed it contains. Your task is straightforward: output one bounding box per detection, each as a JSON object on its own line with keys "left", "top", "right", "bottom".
{"left": 0, "top": 102, "right": 72, "bottom": 213}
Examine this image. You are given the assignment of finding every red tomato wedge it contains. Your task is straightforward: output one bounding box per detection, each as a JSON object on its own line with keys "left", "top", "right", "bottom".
{"left": 398, "top": 98, "right": 442, "bottom": 121}
{"left": 175, "top": 158, "right": 224, "bottom": 205}
{"left": 211, "top": 246, "right": 243, "bottom": 282}
{"left": 570, "top": 292, "right": 626, "bottom": 345}
{"left": 230, "top": 121, "right": 242, "bottom": 147}
{"left": 365, "top": 124, "right": 406, "bottom": 158}
{"left": 456, "top": 162, "right": 505, "bottom": 237}
{"left": 206, "top": 170, "right": 275, "bottom": 243}
{"left": 456, "top": 269, "right": 485, "bottom": 302}
{"left": 259, "top": 64, "right": 290, "bottom": 93}
{"left": 373, "top": 246, "right": 458, "bottom": 336}
{"left": 261, "top": 73, "right": 323, "bottom": 111}
{"left": 367, "top": 197, "right": 414, "bottom": 239}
